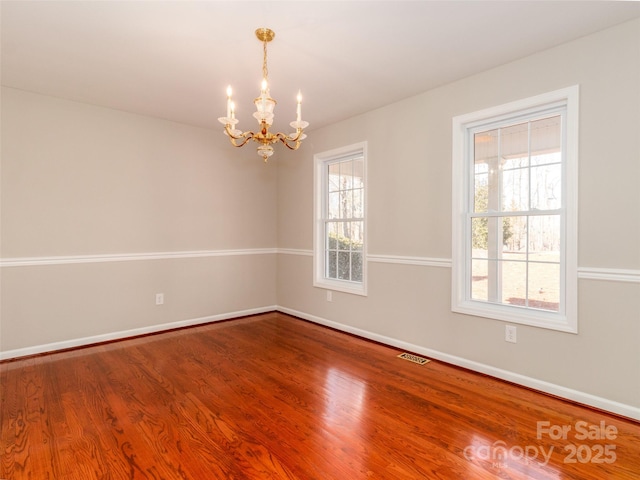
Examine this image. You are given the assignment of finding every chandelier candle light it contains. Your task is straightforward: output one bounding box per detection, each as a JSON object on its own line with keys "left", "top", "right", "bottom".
{"left": 218, "top": 28, "right": 309, "bottom": 162}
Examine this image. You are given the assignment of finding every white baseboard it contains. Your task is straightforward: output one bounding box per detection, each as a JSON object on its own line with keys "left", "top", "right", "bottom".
{"left": 0, "top": 305, "right": 277, "bottom": 361}
{"left": 3, "top": 304, "right": 638, "bottom": 421}
{"left": 277, "top": 306, "right": 640, "bottom": 421}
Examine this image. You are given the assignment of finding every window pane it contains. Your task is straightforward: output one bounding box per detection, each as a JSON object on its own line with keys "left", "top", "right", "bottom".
{"left": 353, "top": 188, "right": 364, "bottom": 218}
{"left": 340, "top": 160, "right": 353, "bottom": 188}
{"left": 530, "top": 116, "right": 561, "bottom": 158}
{"left": 327, "top": 222, "right": 338, "bottom": 249}
{"left": 528, "top": 262, "right": 560, "bottom": 311}
{"left": 474, "top": 129, "right": 498, "bottom": 164}
{"left": 328, "top": 163, "right": 340, "bottom": 192}
{"left": 352, "top": 221, "right": 364, "bottom": 250}
{"left": 486, "top": 216, "right": 501, "bottom": 259}
{"left": 504, "top": 215, "right": 527, "bottom": 253}
{"left": 471, "top": 217, "right": 488, "bottom": 257}
{"left": 501, "top": 122, "right": 529, "bottom": 164}
{"left": 337, "top": 222, "right": 350, "bottom": 248}
{"left": 474, "top": 173, "right": 488, "bottom": 213}
{"left": 328, "top": 192, "right": 340, "bottom": 219}
{"left": 327, "top": 251, "right": 337, "bottom": 279}
{"left": 531, "top": 163, "right": 561, "bottom": 210}
{"left": 353, "top": 157, "right": 364, "bottom": 188}
{"left": 531, "top": 151, "right": 561, "bottom": 166}
{"left": 352, "top": 252, "right": 363, "bottom": 282}
{"left": 471, "top": 259, "right": 488, "bottom": 301}
{"left": 501, "top": 261, "right": 527, "bottom": 307}
{"left": 338, "top": 252, "right": 351, "bottom": 280}
{"left": 474, "top": 129, "right": 497, "bottom": 213}
{"left": 503, "top": 156, "right": 528, "bottom": 171}
{"left": 502, "top": 167, "right": 529, "bottom": 212}
{"left": 529, "top": 215, "right": 561, "bottom": 260}
{"left": 337, "top": 190, "right": 350, "bottom": 219}
{"left": 475, "top": 162, "right": 489, "bottom": 175}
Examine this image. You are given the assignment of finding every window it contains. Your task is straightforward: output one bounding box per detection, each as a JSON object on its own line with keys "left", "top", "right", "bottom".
{"left": 452, "top": 87, "right": 578, "bottom": 332}
{"left": 314, "top": 142, "right": 367, "bottom": 295}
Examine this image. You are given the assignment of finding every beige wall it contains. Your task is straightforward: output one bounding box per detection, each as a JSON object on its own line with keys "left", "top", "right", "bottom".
{"left": 276, "top": 19, "right": 640, "bottom": 414}
{"left": 1, "top": 88, "right": 278, "bottom": 353}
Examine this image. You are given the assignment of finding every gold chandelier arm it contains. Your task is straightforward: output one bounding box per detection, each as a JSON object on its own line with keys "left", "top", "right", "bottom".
{"left": 276, "top": 132, "right": 303, "bottom": 151}
{"left": 224, "top": 123, "right": 254, "bottom": 147}
{"left": 229, "top": 135, "right": 254, "bottom": 148}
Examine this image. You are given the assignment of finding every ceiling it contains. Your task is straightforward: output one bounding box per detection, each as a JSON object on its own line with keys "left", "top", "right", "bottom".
{"left": 2, "top": 1, "right": 639, "bottom": 133}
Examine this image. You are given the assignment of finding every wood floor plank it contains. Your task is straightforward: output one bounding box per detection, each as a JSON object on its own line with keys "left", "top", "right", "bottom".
{"left": 1, "top": 312, "right": 639, "bottom": 479}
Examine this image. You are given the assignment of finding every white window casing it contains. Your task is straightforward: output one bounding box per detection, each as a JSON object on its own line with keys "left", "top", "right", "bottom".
{"left": 314, "top": 142, "right": 368, "bottom": 296}
{"left": 452, "top": 86, "right": 579, "bottom": 333}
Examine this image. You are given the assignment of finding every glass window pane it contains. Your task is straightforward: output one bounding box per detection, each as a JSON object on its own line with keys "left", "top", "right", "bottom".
{"left": 530, "top": 116, "right": 561, "bottom": 158}
{"left": 338, "top": 252, "right": 351, "bottom": 280}
{"left": 475, "top": 162, "right": 489, "bottom": 175}
{"left": 503, "top": 156, "right": 528, "bottom": 171}
{"left": 528, "top": 262, "right": 560, "bottom": 311}
{"left": 502, "top": 216, "right": 527, "bottom": 256}
{"left": 529, "top": 215, "right": 561, "bottom": 260}
{"left": 530, "top": 164, "right": 561, "bottom": 210}
{"left": 502, "top": 167, "right": 529, "bottom": 212}
{"left": 328, "top": 163, "right": 340, "bottom": 192}
{"left": 471, "top": 217, "right": 488, "bottom": 257}
{"left": 501, "top": 261, "right": 527, "bottom": 307}
{"left": 328, "top": 192, "right": 340, "bottom": 219}
{"left": 336, "top": 190, "right": 349, "bottom": 219}
{"left": 471, "top": 259, "right": 488, "bottom": 301}
{"left": 474, "top": 129, "right": 498, "bottom": 163}
{"left": 353, "top": 188, "right": 364, "bottom": 218}
{"left": 351, "top": 252, "right": 363, "bottom": 282}
{"left": 340, "top": 160, "right": 353, "bottom": 189}
{"left": 337, "top": 223, "right": 350, "bottom": 249}
{"left": 327, "top": 222, "right": 339, "bottom": 249}
{"left": 327, "top": 251, "right": 337, "bottom": 279}
{"left": 474, "top": 173, "right": 488, "bottom": 213}
{"left": 486, "top": 216, "right": 502, "bottom": 260}
{"left": 531, "top": 151, "right": 561, "bottom": 166}
{"left": 352, "top": 221, "right": 364, "bottom": 250}
{"left": 500, "top": 122, "right": 529, "bottom": 164}
{"left": 353, "top": 158, "right": 364, "bottom": 188}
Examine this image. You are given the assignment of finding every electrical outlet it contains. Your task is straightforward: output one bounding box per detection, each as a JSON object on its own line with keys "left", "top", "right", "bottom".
{"left": 326, "top": 290, "right": 333, "bottom": 302}
{"left": 156, "top": 293, "right": 164, "bottom": 305}
{"left": 505, "top": 325, "right": 517, "bottom": 343}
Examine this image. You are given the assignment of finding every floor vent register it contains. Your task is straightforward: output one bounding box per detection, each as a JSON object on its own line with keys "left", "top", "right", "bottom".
{"left": 397, "top": 352, "right": 430, "bottom": 365}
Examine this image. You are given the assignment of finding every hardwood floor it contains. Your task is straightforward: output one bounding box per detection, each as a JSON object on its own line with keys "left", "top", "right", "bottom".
{"left": 1, "top": 312, "right": 639, "bottom": 479}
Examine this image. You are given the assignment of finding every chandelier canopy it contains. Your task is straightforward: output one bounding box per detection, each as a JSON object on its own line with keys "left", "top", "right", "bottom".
{"left": 218, "top": 28, "right": 309, "bottom": 162}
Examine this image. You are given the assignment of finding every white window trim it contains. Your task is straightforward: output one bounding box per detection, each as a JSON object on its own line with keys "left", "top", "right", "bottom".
{"left": 452, "top": 86, "right": 579, "bottom": 333}
{"left": 313, "top": 142, "right": 368, "bottom": 296}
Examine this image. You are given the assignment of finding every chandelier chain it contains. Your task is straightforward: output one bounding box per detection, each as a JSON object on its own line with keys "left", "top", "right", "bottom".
{"left": 262, "top": 39, "right": 269, "bottom": 82}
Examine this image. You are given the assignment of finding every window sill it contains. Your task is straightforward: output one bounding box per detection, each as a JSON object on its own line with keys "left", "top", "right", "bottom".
{"left": 452, "top": 301, "right": 577, "bottom": 333}
{"left": 314, "top": 279, "right": 368, "bottom": 297}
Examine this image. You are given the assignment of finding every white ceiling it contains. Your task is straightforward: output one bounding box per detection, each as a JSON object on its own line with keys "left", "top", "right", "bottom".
{"left": 2, "top": 1, "right": 639, "bottom": 133}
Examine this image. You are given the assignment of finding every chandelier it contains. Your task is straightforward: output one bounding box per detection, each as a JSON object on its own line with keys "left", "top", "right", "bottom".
{"left": 218, "top": 28, "right": 309, "bottom": 162}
